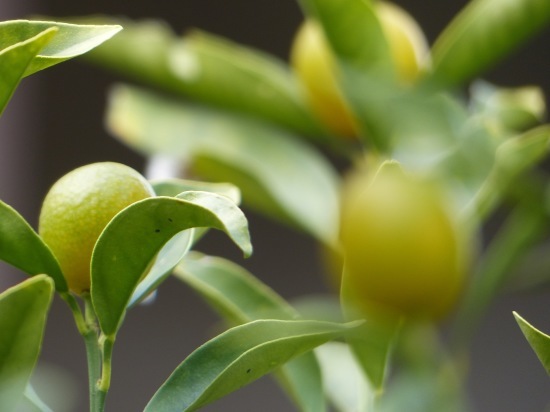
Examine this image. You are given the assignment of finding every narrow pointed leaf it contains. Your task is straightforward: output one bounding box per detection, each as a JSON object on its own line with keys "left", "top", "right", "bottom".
{"left": 0, "top": 275, "right": 54, "bottom": 411}
{"left": 0, "top": 20, "right": 121, "bottom": 77}
{"left": 430, "top": 0, "right": 550, "bottom": 88}
{"left": 145, "top": 319, "right": 362, "bottom": 412}
{"left": 106, "top": 84, "right": 340, "bottom": 244}
{"left": 174, "top": 252, "right": 326, "bottom": 412}
{"left": 92, "top": 193, "right": 251, "bottom": 336}
{"left": 514, "top": 312, "right": 550, "bottom": 374}
{"left": 0, "top": 200, "right": 67, "bottom": 292}
{"left": 0, "top": 27, "right": 56, "bottom": 116}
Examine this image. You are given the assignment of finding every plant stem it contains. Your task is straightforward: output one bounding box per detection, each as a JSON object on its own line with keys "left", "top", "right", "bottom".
{"left": 99, "top": 334, "right": 115, "bottom": 393}
{"left": 82, "top": 294, "right": 106, "bottom": 412}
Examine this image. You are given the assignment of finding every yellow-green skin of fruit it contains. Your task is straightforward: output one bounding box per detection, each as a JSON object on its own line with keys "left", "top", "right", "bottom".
{"left": 290, "top": 1, "right": 429, "bottom": 138}
{"left": 339, "top": 164, "right": 466, "bottom": 320}
{"left": 38, "top": 162, "right": 155, "bottom": 294}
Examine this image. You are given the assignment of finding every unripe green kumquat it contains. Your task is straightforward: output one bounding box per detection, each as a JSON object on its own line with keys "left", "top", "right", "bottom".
{"left": 38, "top": 162, "right": 155, "bottom": 294}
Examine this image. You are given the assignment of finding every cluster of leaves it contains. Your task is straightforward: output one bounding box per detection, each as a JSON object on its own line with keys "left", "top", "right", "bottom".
{"left": 1, "top": 0, "right": 550, "bottom": 411}
{"left": 83, "top": 0, "right": 550, "bottom": 391}
{"left": 0, "top": 19, "right": 361, "bottom": 412}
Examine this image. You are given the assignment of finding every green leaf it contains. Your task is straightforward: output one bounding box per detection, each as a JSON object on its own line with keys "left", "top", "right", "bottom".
{"left": 144, "top": 319, "right": 362, "bottom": 412}
{"left": 469, "top": 81, "right": 546, "bottom": 136}
{"left": 430, "top": 0, "right": 550, "bottom": 88}
{"left": 174, "top": 252, "right": 295, "bottom": 323}
{"left": 0, "top": 27, "right": 56, "bottom": 116}
{"left": 0, "top": 200, "right": 67, "bottom": 292}
{"left": 316, "top": 342, "right": 373, "bottom": 412}
{"left": 340, "top": 266, "right": 401, "bottom": 389}
{"left": 0, "top": 275, "right": 54, "bottom": 412}
{"left": 297, "top": 0, "right": 392, "bottom": 73}
{"left": 0, "top": 20, "right": 121, "bottom": 77}
{"left": 151, "top": 178, "right": 241, "bottom": 204}
{"left": 514, "top": 312, "right": 550, "bottom": 374}
{"left": 91, "top": 193, "right": 252, "bottom": 336}
{"left": 127, "top": 229, "right": 194, "bottom": 308}
{"left": 21, "top": 384, "right": 53, "bottom": 412}
{"left": 106, "top": 84, "right": 340, "bottom": 244}
{"left": 84, "top": 18, "right": 326, "bottom": 138}
{"left": 465, "top": 125, "right": 550, "bottom": 220}
{"left": 174, "top": 252, "right": 327, "bottom": 412}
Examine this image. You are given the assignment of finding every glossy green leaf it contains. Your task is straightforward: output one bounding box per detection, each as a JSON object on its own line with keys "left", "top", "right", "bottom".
{"left": 174, "top": 252, "right": 327, "bottom": 412}
{"left": 430, "top": 0, "right": 550, "bottom": 88}
{"left": 0, "top": 275, "right": 54, "bottom": 412}
{"left": 0, "top": 20, "right": 121, "bottom": 77}
{"left": 0, "top": 200, "right": 67, "bottom": 292}
{"left": 106, "top": 84, "right": 340, "bottom": 245}
{"left": 144, "top": 319, "right": 361, "bottom": 412}
{"left": 0, "top": 27, "right": 56, "bottom": 116}
{"left": 84, "top": 18, "right": 326, "bottom": 138}
{"left": 316, "top": 342, "right": 373, "bottom": 412}
{"left": 92, "top": 192, "right": 252, "bottom": 336}
{"left": 514, "top": 312, "right": 550, "bottom": 374}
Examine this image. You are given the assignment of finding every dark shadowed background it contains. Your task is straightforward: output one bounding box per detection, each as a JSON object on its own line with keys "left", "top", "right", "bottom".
{"left": 1, "top": 1, "right": 550, "bottom": 411}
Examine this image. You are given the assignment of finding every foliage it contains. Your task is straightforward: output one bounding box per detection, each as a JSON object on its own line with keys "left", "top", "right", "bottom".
{"left": 1, "top": 0, "right": 550, "bottom": 410}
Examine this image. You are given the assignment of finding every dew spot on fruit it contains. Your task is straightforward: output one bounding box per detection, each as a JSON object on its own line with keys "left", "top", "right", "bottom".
{"left": 155, "top": 228, "right": 161, "bottom": 233}
{"left": 246, "top": 368, "right": 251, "bottom": 374}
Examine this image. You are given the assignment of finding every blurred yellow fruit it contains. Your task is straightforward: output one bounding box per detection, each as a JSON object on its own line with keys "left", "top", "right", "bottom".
{"left": 39, "top": 162, "right": 155, "bottom": 294}
{"left": 339, "top": 162, "right": 467, "bottom": 320}
{"left": 290, "top": 1, "right": 429, "bottom": 138}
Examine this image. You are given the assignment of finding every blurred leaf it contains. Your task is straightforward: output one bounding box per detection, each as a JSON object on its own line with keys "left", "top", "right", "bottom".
{"left": 514, "top": 312, "right": 550, "bottom": 375}
{"left": 296, "top": 0, "right": 394, "bottom": 149}
{"left": 0, "top": 200, "right": 67, "bottom": 292}
{"left": 151, "top": 178, "right": 241, "bottom": 204}
{"left": 0, "top": 27, "right": 56, "bottom": 116}
{"left": 465, "top": 125, "right": 550, "bottom": 220}
{"left": 0, "top": 20, "right": 121, "bottom": 77}
{"left": 340, "top": 266, "right": 401, "bottom": 389}
{"left": 144, "top": 319, "right": 362, "bottom": 412}
{"left": 174, "top": 252, "right": 295, "bottom": 323}
{"left": 297, "top": 0, "right": 392, "bottom": 73}
{"left": 174, "top": 252, "right": 326, "bottom": 412}
{"left": 430, "top": 0, "right": 550, "bottom": 88}
{"left": 0, "top": 275, "right": 54, "bottom": 412}
{"left": 21, "top": 384, "right": 53, "bottom": 412}
{"left": 469, "top": 81, "right": 546, "bottom": 136}
{"left": 316, "top": 342, "right": 373, "bottom": 412}
{"left": 106, "top": 84, "right": 340, "bottom": 244}
{"left": 92, "top": 192, "right": 252, "bottom": 336}
{"left": 84, "top": 18, "right": 326, "bottom": 138}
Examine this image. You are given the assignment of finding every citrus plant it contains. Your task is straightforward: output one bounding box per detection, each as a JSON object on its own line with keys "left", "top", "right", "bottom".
{"left": 1, "top": 0, "right": 550, "bottom": 411}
